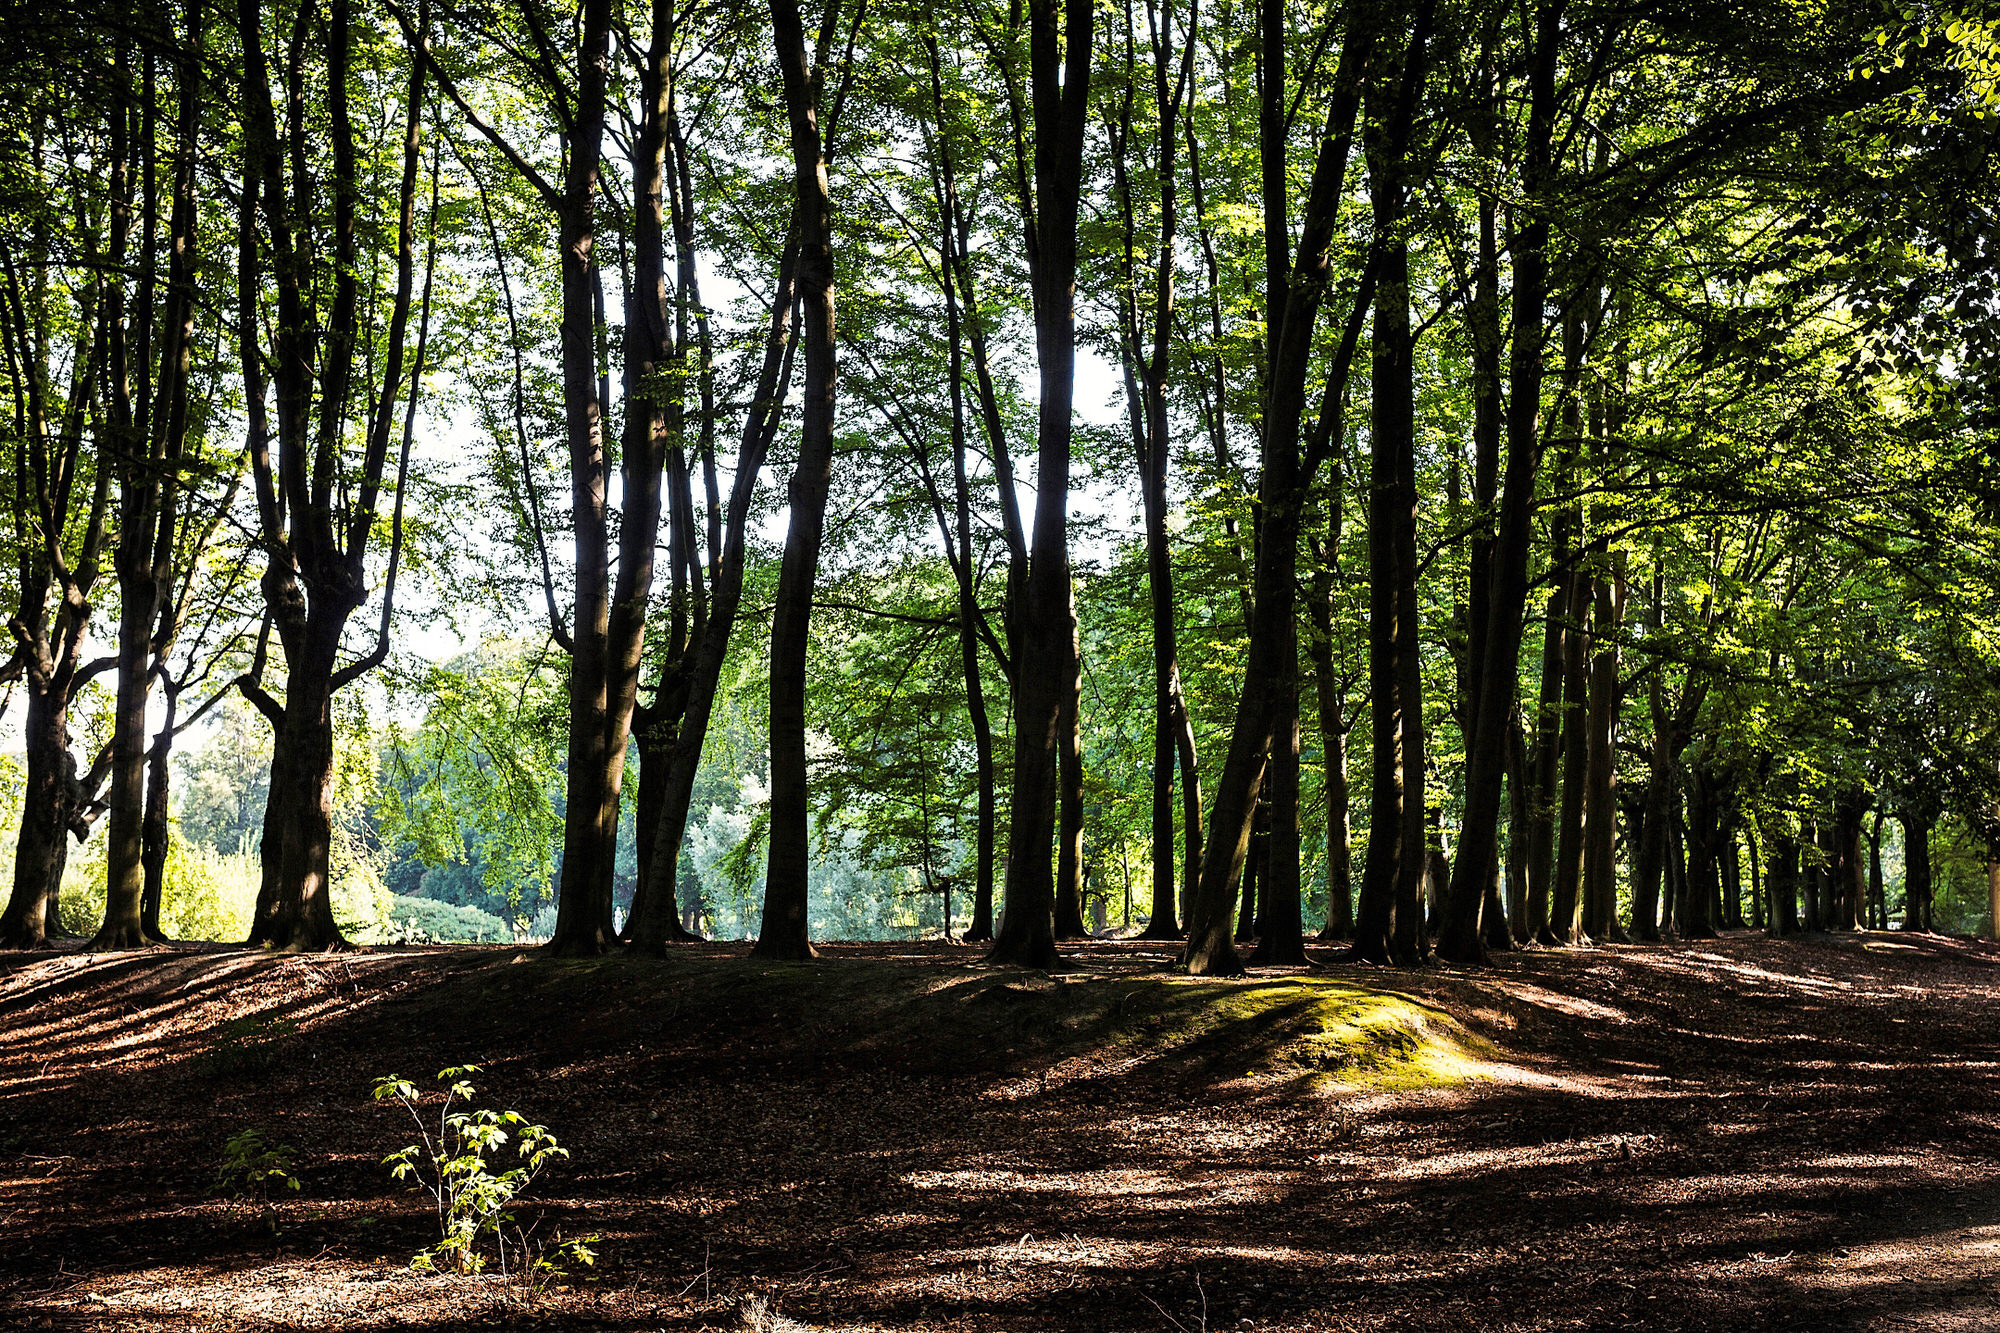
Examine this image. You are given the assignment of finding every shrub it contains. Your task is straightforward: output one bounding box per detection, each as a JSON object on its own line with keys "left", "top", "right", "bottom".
{"left": 374, "top": 1065, "right": 596, "bottom": 1283}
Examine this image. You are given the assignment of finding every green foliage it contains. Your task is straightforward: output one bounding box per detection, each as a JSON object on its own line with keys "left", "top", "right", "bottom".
{"left": 374, "top": 1066, "right": 591, "bottom": 1281}
{"left": 378, "top": 895, "right": 512, "bottom": 945}
{"left": 214, "top": 1129, "right": 301, "bottom": 1232}
{"left": 375, "top": 644, "right": 565, "bottom": 933}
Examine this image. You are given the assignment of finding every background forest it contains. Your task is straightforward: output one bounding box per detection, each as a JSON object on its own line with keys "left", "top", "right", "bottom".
{"left": 2, "top": 0, "right": 1998, "bottom": 963}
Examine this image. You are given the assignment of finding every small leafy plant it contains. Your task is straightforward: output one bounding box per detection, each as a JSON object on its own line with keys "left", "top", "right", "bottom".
{"left": 215, "top": 1128, "right": 301, "bottom": 1232}
{"left": 373, "top": 1065, "right": 596, "bottom": 1285}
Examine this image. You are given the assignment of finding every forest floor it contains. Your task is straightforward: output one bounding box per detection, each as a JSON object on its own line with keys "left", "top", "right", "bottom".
{"left": 3, "top": 932, "right": 2000, "bottom": 1332}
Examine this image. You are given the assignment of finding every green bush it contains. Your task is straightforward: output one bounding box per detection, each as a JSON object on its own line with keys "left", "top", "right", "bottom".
{"left": 380, "top": 895, "right": 511, "bottom": 944}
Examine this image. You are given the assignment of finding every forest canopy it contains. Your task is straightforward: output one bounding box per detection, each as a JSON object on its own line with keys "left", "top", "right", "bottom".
{"left": 1, "top": 0, "right": 1998, "bottom": 966}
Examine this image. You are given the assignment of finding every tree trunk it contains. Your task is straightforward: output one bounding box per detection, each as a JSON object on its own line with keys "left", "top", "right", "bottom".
{"left": 1766, "top": 826, "right": 1800, "bottom": 936}
{"left": 1054, "top": 584, "right": 1088, "bottom": 940}
{"left": 139, "top": 689, "right": 177, "bottom": 940}
{"left": 1544, "top": 567, "right": 1589, "bottom": 945}
{"left": 1722, "top": 830, "right": 1744, "bottom": 929}
{"left": 540, "top": 0, "right": 619, "bottom": 957}
{"left": 1579, "top": 563, "right": 1624, "bottom": 942}
{"left": 1899, "top": 814, "right": 1932, "bottom": 931}
{"left": 1432, "top": 0, "right": 1558, "bottom": 965}
{"left": 1504, "top": 714, "right": 1533, "bottom": 944}
{"left": 243, "top": 614, "right": 353, "bottom": 953}
{"left": 755, "top": 0, "right": 839, "bottom": 964}
{"left": 1520, "top": 557, "right": 1568, "bottom": 946}
{"left": 988, "top": 0, "right": 1093, "bottom": 971}
{"left": 1830, "top": 793, "right": 1866, "bottom": 930}
{"left": 0, "top": 687, "right": 83, "bottom": 948}
{"left": 1866, "top": 813, "right": 1884, "bottom": 930}
{"left": 1679, "top": 768, "right": 1720, "bottom": 940}
{"left": 1312, "top": 619, "right": 1354, "bottom": 940}
{"left": 1251, "top": 699, "right": 1308, "bottom": 964}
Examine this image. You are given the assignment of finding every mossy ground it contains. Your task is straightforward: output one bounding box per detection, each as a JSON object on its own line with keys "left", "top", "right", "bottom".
{"left": 384, "top": 943, "right": 1489, "bottom": 1094}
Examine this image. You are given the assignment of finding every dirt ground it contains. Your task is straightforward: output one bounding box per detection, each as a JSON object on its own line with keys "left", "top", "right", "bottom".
{"left": 4, "top": 932, "right": 2000, "bottom": 1332}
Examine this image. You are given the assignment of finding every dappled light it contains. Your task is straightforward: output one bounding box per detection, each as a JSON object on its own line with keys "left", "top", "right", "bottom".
{"left": 8, "top": 935, "right": 2000, "bottom": 1330}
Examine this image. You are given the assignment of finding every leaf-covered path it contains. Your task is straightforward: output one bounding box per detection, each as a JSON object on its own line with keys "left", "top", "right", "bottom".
{"left": 4, "top": 933, "right": 1999, "bottom": 1331}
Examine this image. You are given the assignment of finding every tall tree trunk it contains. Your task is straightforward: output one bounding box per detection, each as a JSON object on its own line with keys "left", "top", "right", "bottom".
{"left": 1579, "top": 561, "right": 1623, "bottom": 942}
{"left": 989, "top": 0, "right": 1093, "bottom": 970}
{"left": 1055, "top": 585, "right": 1088, "bottom": 939}
{"left": 1680, "top": 767, "right": 1720, "bottom": 940}
{"left": 1866, "top": 812, "right": 1884, "bottom": 930}
{"left": 1543, "top": 564, "right": 1589, "bottom": 945}
{"left": 1432, "top": 0, "right": 1559, "bottom": 964}
{"left": 755, "top": 0, "right": 839, "bottom": 963}
{"left": 1185, "top": 6, "right": 1392, "bottom": 976}
{"left": 1830, "top": 792, "right": 1866, "bottom": 930}
{"left": 1310, "top": 588, "right": 1354, "bottom": 940}
{"left": 1901, "top": 813, "right": 1932, "bottom": 931}
{"left": 1504, "top": 712, "right": 1533, "bottom": 943}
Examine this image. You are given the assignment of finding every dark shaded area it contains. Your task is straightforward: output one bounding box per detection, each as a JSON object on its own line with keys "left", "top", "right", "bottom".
{"left": 4, "top": 935, "right": 2000, "bottom": 1331}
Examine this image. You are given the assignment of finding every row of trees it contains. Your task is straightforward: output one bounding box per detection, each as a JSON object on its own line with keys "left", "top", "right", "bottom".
{"left": 2, "top": 0, "right": 1996, "bottom": 965}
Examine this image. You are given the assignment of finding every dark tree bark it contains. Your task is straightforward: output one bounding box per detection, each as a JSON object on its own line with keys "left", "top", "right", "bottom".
{"left": 755, "top": 0, "right": 843, "bottom": 963}
{"left": 1901, "top": 812, "right": 1933, "bottom": 931}
{"left": 1252, "top": 710, "right": 1308, "bottom": 964}
{"left": 1579, "top": 562, "right": 1624, "bottom": 942}
{"left": 1544, "top": 563, "right": 1589, "bottom": 945}
{"left": 919, "top": 46, "right": 1001, "bottom": 944}
{"left": 1309, "top": 563, "right": 1354, "bottom": 940}
{"left": 101, "top": 3, "right": 202, "bottom": 951}
{"left": 1503, "top": 712, "right": 1533, "bottom": 943}
{"left": 989, "top": 0, "right": 1093, "bottom": 971}
{"left": 232, "top": 0, "right": 428, "bottom": 950}
{"left": 1433, "top": 0, "right": 1560, "bottom": 964}
{"left": 1104, "top": 5, "right": 1198, "bottom": 943}
{"left": 1681, "top": 766, "right": 1723, "bottom": 940}
{"left": 1866, "top": 811, "right": 1884, "bottom": 930}
{"left": 626, "top": 189, "right": 804, "bottom": 952}
{"left": 624, "top": 44, "right": 718, "bottom": 950}
{"left": 1055, "top": 583, "right": 1089, "bottom": 940}
{"left": 0, "top": 121, "right": 115, "bottom": 949}
{"left": 1187, "top": 5, "right": 1391, "bottom": 975}
{"left": 538, "top": 0, "right": 639, "bottom": 956}
{"left": 1829, "top": 792, "right": 1867, "bottom": 930}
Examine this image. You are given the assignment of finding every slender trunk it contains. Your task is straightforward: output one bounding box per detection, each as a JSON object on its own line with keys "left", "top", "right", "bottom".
{"left": 1055, "top": 585, "right": 1088, "bottom": 939}
{"left": 1432, "top": 0, "right": 1559, "bottom": 964}
{"left": 989, "top": 0, "right": 1093, "bottom": 971}
{"left": 139, "top": 688, "right": 177, "bottom": 939}
{"left": 1311, "top": 603, "right": 1353, "bottom": 939}
{"left": 629, "top": 228, "right": 801, "bottom": 953}
{"left": 1544, "top": 564, "right": 1589, "bottom": 945}
{"left": 1521, "top": 552, "right": 1568, "bottom": 944}
{"left": 1766, "top": 826, "right": 1800, "bottom": 935}
{"left": 1579, "top": 561, "right": 1623, "bottom": 942}
{"left": 1866, "top": 812, "right": 1884, "bottom": 930}
{"left": 1249, "top": 704, "right": 1308, "bottom": 962}
{"left": 1504, "top": 712, "right": 1533, "bottom": 943}
{"left": 1722, "top": 828, "right": 1744, "bottom": 928}
{"left": 1831, "top": 792, "right": 1866, "bottom": 930}
{"left": 543, "top": 0, "right": 619, "bottom": 956}
{"left": 755, "top": 0, "right": 840, "bottom": 963}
